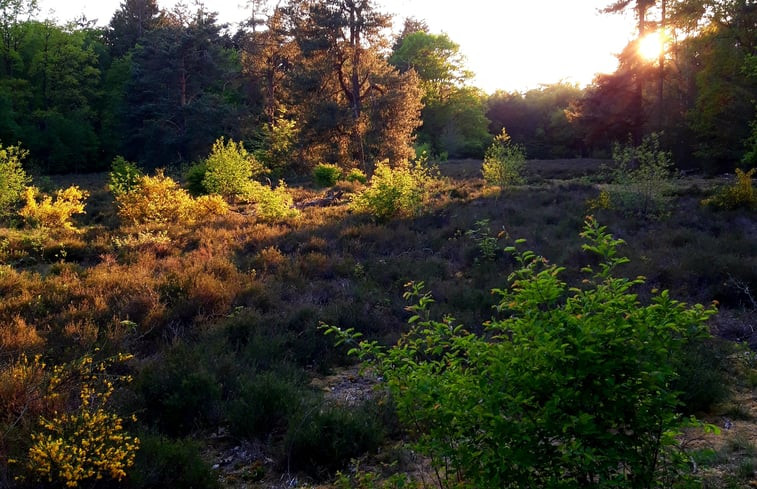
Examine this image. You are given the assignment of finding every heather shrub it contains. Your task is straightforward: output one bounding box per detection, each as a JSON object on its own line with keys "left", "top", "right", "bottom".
{"left": 202, "top": 137, "right": 267, "bottom": 199}
{"left": 136, "top": 347, "right": 221, "bottom": 436}
{"left": 609, "top": 133, "right": 675, "bottom": 217}
{"left": 227, "top": 370, "right": 303, "bottom": 438}
{"left": 286, "top": 401, "right": 386, "bottom": 477}
{"left": 351, "top": 158, "right": 438, "bottom": 221}
{"left": 702, "top": 168, "right": 756, "bottom": 210}
{"left": 313, "top": 163, "right": 343, "bottom": 187}
{"left": 18, "top": 186, "right": 89, "bottom": 232}
{"left": 126, "top": 435, "right": 219, "bottom": 489}
{"left": 482, "top": 129, "right": 525, "bottom": 186}
{"left": 109, "top": 156, "right": 143, "bottom": 197}
{"left": 0, "top": 143, "right": 31, "bottom": 217}
{"left": 326, "top": 218, "right": 716, "bottom": 488}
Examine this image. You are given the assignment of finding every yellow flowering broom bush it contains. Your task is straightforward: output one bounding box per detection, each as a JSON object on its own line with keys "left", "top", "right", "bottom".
{"left": 22, "top": 353, "right": 139, "bottom": 488}
{"left": 19, "top": 186, "right": 89, "bottom": 232}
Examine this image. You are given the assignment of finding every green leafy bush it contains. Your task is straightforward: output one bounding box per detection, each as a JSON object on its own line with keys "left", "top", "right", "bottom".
{"left": 702, "top": 168, "right": 756, "bottom": 210}
{"left": 482, "top": 129, "right": 525, "bottom": 186}
{"left": 351, "top": 159, "right": 438, "bottom": 221}
{"left": 344, "top": 168, "right": 368, "bottom": 184}
{"left": 248, "top": 180, "right": 299, "bottom": 222}
{"left": 609, "top": 133, "right": 675, "bottom": 217}
{"left": 0, "top": 143, "right": 31, "bottom": 217}
{"left": 109, "top": 156, "right": 143, "bottom": 197}
{"left": 202, "top": 137, "right": 267, "bottom": 199}
{"left": 312, "top": 163, "right": 343, "bottom": 187}
{"left": 254, "top": 116, "right": 298, "bottom": 176}
{"left": 326, "top": 218, "right": 716, "bottom": 488}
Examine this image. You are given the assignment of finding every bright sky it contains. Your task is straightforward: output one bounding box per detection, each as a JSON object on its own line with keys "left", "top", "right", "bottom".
{"left": 35, "top": 0, "right": 637, "bottom": 93}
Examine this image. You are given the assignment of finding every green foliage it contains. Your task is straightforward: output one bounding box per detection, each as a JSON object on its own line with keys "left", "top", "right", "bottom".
{"left": 126, "top": 434, "right": 219, "bottom": 489}
{"left": 465, "top": 219, "right": 501, "bottom": 262}
{"left": 184, "top": 161, "right": 208, "bottom": 196}
{"left": 335, "top": 469, "right": 419, "bottom": 489}
{"left": 136, "top": 347, "right": 221, "bottom": 436}
{"left": 702, "top": 168, "right": 756, "bottom": 210}
{"left": 0, "top": 143, "right": 30, "bottom": 217}
{"left": 482, "top": 129, "right": 525, "bottom": 186}
{"left": 286, "top": 402, "right": 386, "bottom": 477}
{"left": 109, "top": 156, "right": 143, "bottom": 197}
{"left": 326, "top": 218, "right": 716, "bottom": 488}
{"left": 344, "top": 168, "right": 368, "bottom": 184}
{"left": 351, "top": 158, "right": 438, "bottom": 221}
{"left": 202, "top": 137, "right": 267, "bottom": 199}
{"left": 487, "top": 83, "right": 584, "bottom": 159}
{"left": 609, "top": 133, "right": 675, "bottom": 217}
{"left": 247, "top": 180, "right": 299, "bottom": 222}
{"left": 312, "top": 163, "right": 343, "bottom": 188}
{"left": 227, "top": 371, "right": 302, "bottom": 438}
{"left": 254, "top": 116, "right": 298, "bottom": 177}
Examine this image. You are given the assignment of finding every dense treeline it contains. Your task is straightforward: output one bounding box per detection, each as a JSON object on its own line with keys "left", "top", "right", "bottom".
{"left": 0, "top": 0, "right": 754, "bottom": 175}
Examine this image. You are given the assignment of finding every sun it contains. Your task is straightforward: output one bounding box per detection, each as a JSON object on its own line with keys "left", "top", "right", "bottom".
{"left": 638, "top": 31, "right": 665, "bottom": 61}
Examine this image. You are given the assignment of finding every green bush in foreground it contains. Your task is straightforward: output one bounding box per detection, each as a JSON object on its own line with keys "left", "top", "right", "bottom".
{"left": 326, "top": 217, "right": 717, "bottom": 489}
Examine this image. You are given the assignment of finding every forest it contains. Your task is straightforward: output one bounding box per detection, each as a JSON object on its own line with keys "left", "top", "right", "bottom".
{"left": 0, "top": 0, "right": 756, "bottom": 488}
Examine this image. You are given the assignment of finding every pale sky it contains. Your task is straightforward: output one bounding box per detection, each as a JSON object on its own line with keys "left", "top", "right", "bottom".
{"left": 35, "top": 0, "right": 637, "bottom": 93}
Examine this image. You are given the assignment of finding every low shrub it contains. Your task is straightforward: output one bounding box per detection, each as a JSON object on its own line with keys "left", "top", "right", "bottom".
{"left": 109, "top": 156, "right": 143, "bottom": 197}
{"left": 351, "top": 159, "right": 438, "bottom": 221}
{"left": 136, "top": 347, "right": 221, "bottom": 436}
{"left": 202, "top": 137, "right": 267, "bottom": 199}
{"left": 227, "top": 370, "right": 303, "bottom": 439}
{"left": 482, "top": 129, "right": 525, "bottom": 186}
{"left": 117, "top": 171, "right": 195, "bottom": 227}
{"left": 248, "top": 180, "right": 299, "bottom": 222}
{"left": 117, "top": 171, "right": 227, "bottom": 228}
{"left": 183, "top": 161, "right": 208, "bottom": 196}
{"left": 344, "top": 168, "right": 368, "bottom": 184}
{"left": 193, "top": 194, "right": 230, "bottom": 220}
{"left": 18, "top": 186, "right": 89, "bottom": 232}
{"left": 702, "top": 168, "right": 756, "bottom": 210}
{"left": 19, "top": 354, "right": 139, "bottom": 488}
{"left": 608, "top": 133, "right": 675, "bottom": 217}
{"left": 126, "top": 434, "right": 219, "bottom": 489}
{"left": 286, "top": 401, "right": 386, "bottom": 477}
{"left": 326, "top": 217, "right": 716, "bottom": 488}
{"left": 313, "top": 163, "right": 343, "bottom": 187}
{"left": 0, "top": 143, "right": 31, "bottom": 217}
